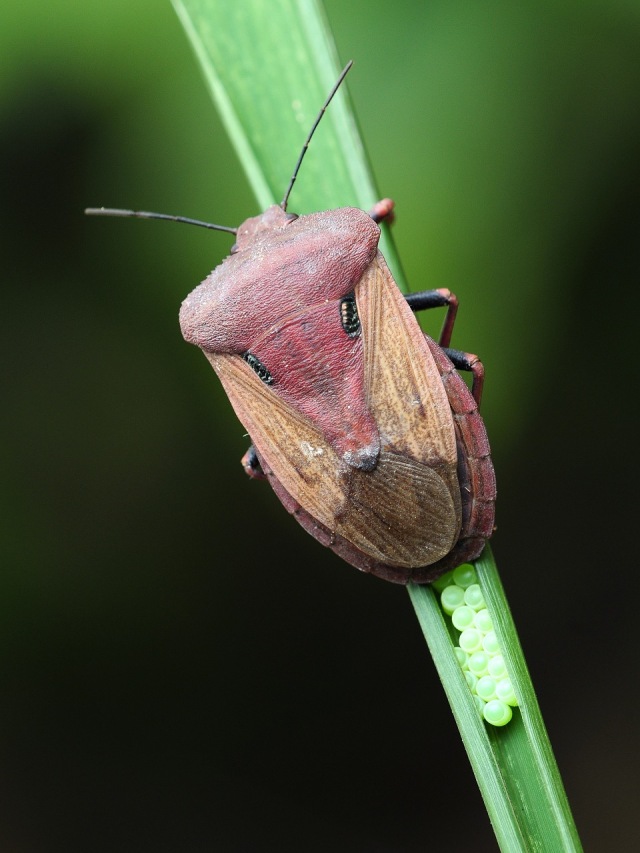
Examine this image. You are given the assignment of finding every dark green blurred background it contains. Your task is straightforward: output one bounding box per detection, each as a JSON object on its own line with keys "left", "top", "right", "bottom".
{"left": 2, "top": 1, "right": 639, "bottom": 850}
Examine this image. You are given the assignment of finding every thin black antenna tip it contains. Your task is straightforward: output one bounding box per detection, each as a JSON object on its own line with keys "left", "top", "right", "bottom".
{"left": 84, "top": 207, "right": 237, "bottom": 235}
{"left": 280, "top": 60, "right": 354, "bottom": 211}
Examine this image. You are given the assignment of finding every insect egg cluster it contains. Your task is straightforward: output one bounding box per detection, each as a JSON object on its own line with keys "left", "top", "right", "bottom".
{"left": 433, "top": 564, "right": 518, "bottom": 727}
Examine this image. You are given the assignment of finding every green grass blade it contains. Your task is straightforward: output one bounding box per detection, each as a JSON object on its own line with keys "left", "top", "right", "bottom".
{"left": 477, "top": 546, "right": 583, "bottom": 851}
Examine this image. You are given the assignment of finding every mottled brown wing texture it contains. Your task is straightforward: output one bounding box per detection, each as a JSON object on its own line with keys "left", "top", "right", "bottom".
{"left": 333, "top": 450, "right": 459, "bottom": 566}
{"left": 206, "top": 351, "right": 346, "bottom": 534}
{"left": 359, "top": 253, "right": 458, "bottom": 471}
{"left": 335, "top": 253, "right": 462, "bottom": 566}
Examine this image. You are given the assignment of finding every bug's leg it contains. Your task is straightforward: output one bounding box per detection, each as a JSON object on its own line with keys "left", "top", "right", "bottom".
{"left": 405, "top": 288, "right": 459, "bottom": 349}
{"left": 442, "top": 347, "right": 485, "bottom": 407}
{"left": 241, "top": 445, "right": 267, "bottom": 480}
{"left": 368, "top": 198, "right": 395, "bottom": 224}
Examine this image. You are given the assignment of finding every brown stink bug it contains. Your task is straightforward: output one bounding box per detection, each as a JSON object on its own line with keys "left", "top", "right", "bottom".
{"left": 86, "top": 62, "right": 496, "bottom": 584}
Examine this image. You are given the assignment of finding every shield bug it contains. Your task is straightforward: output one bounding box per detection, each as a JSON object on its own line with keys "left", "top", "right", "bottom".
{"left": 86, "top": 62, "right": 496, "bottom": 584}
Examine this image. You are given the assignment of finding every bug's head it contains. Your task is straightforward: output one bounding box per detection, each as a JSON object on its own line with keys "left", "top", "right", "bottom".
{"left": 231, "top": 206, "right": 299, "bottom": 253}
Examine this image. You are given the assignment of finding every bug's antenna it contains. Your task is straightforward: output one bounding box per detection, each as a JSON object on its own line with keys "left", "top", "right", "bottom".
{"left": 280, "top": 60, "right": 353, "bottom": 212}
{"left": 84, "top": 207, "right": 238, "bottom": 235}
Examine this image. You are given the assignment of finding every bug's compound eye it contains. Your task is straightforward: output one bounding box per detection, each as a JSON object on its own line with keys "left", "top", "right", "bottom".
{"left": 229, "top": 242, "right": 240, "bottom": 254}
{"left": 242, "top": 351, "right": 274, "bottom": 385}
{"left": 340, "top": 292, "right": 361, "bottom": 337}
{"left": 284, "top": 212, "right": 299, "bottom": 223}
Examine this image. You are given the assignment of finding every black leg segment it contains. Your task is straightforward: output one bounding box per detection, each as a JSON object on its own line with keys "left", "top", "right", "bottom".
{"left": 404, "top": 288, "right": 459, "bottom": 349}
{"left": 442, "top": 347, "right": 485, "bottom": 407}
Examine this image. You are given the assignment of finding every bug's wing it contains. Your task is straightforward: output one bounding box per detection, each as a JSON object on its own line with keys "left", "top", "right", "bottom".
{"left": 206, "top": 351, "right": 347, "bottom": 532}
{"left": 337, "top": 253, "right": 462, "bottom": 565}
{"left": 359, "top": 253, "right": 459, "bottom": 471}
{"left": 334, "top": 450, "right": 460, "bottom": 567}
{"left": 209, "top": 348, "right": 459, "bottom": 568}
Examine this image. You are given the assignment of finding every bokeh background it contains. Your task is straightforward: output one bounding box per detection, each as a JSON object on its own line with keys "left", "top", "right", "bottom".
{"left": 2, "top": 1, "right": 640, "bottom": 850}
